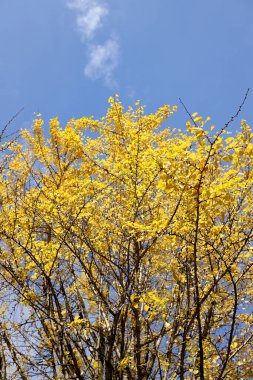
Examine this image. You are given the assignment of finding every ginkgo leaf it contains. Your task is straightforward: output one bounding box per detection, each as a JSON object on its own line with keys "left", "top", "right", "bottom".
{"left": 223, "top": 155, "right": 233, "bottom": 162}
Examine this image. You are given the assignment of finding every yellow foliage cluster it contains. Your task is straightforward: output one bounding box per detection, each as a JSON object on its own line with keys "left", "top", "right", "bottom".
{"left": 0, "top": 96, "right": 253, "bottom": 378}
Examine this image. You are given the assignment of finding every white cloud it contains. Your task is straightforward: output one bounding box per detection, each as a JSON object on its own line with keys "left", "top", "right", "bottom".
{"left": 84, "top": 39, "right": 119, "bottom": 86}
{"left": 67, "top": 0, "right": 119, "bottom": 86}
{"left": 67, "top": 0, "right": 108, "bottom": 40}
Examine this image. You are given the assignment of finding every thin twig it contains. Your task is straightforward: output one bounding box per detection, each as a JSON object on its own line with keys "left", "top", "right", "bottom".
{"left": 0, "top": 107, "right": 24, "bottom": 140}
{"left": 179, "top": 88, "right": 250, "bottom": 144}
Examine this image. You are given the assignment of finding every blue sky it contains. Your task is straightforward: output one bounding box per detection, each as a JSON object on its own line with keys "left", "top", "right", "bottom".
{"left": 0, "top": 0, "right": 253, "bottom": 134}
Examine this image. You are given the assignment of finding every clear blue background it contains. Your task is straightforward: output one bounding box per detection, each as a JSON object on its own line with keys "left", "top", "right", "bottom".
{"left": 0, "top": 0, "right": 253, "bottom": 134}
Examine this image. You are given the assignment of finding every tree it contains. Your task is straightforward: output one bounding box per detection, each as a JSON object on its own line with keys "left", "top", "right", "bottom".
{"left": 0, "top": 94, "right": 253, "bottom": 379}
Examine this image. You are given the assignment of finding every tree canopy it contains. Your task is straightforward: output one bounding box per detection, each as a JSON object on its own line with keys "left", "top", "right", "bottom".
{"left": 0, "top": 96, "right": 253, "bottom": 379}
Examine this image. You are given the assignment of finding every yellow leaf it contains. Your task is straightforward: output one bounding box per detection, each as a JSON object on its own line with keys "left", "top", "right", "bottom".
{"left": 223, "top": 155, "right": 233, "bottom": 162}
{"left": 194, "top": 116, "right": 203, "bottom": 123}
{"left": 93, "top": 361, "right": 99, "bottom": 369}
